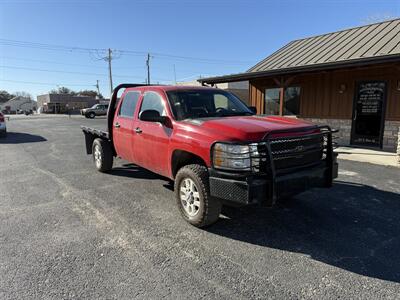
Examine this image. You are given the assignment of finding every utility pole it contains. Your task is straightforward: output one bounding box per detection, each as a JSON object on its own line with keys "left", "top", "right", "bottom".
{"left": 108, "top": 48, "right": 113, "bottom": 95}
{"left": 146, "top": 53, "right": 151, "bottom": 84}
{"left": 95, "top": 80, "right": 100, "bottom": 96}
{"left": 173, "top": 64, "right": 177, "bottom": 84}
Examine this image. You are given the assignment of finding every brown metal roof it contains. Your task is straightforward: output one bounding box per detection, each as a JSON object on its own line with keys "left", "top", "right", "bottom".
{"left": 200, "top": 19, "right": 400, "bottom": 84}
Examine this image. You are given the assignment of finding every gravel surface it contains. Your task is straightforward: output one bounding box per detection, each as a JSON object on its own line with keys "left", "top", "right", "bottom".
{"left": 0, "top": 115, "right": 399, "bottom": 299}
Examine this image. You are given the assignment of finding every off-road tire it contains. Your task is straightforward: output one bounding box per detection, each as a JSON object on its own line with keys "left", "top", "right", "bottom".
{"left": 92, "top": 138, "right": 113, "bottom": 172}
{"left": 175, "top": 164, "right": 221, "bottom": 227}
{"left": 87, "top": 112, "right": 96, "bottom": 119}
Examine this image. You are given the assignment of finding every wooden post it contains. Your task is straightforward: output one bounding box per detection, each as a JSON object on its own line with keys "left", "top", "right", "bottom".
{"left": 273, "top": 77, "right": 286, "bottom": 116}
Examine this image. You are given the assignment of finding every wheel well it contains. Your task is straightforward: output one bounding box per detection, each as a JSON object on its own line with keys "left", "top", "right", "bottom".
{"left": 171, "top": 150, "right": 207, "bottom": 178}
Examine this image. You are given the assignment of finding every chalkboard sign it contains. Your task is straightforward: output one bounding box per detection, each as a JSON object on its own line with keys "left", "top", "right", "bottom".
{"left": 351, "top": 81, "right": 387, "bottom": 147}
{"left": 356, "top": 82, "right": 385, "bottom": 115}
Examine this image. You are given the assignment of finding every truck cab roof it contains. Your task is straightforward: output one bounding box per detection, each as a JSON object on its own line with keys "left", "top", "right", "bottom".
{"left": 124, "top": 85, "right": 217, "bottom": 93}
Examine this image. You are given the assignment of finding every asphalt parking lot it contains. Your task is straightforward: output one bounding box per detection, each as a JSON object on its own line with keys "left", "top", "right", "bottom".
{"left": 1, "top": 115, "right": 399, "bottom": 299}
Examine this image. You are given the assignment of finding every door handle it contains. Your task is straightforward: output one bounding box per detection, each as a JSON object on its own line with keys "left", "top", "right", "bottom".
{"left": 135, "top": 127, "right": 142, "bottom": 134}
{"left": 115, "top": 122, "right": 120, "bottom": 128}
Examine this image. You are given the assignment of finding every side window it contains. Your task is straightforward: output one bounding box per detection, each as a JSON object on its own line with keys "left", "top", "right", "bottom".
{"left": 214, "top": 94, "right": 229, "bottom": 109}
{"left": 119, "top": 92, "right": 141, "bottom": 118}
{"left": 139, "top": 92, "right": 166, "bottom": 116}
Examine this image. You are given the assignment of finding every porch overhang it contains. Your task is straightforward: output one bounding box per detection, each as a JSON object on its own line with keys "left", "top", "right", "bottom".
{"left": 198, "top": 54, "right": 400, "bottom": 85}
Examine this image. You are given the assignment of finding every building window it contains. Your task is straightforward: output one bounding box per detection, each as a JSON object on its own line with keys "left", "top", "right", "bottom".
{"left": 284, "top": 86, "right": 301, "bottom": 115}
{"left": 264, "top": 86, "right": 301, "bottom": 115}
{"left": 264, "top": 88, "right": 281, "bottom": 115}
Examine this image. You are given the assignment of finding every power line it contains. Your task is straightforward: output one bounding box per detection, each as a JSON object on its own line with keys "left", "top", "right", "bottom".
{"left": 1, "top": 56, "right": 110, "bottom": 69}
{"left": 0, "top": 38, "right": 105, "bottom": 53}
{"left": 0, "top": 38, "right": 254, "bottom": 65}
{"left": 0, "top": 78, "right": 94, "bottom": 87}
{"left": 0, "top": 64, "right": 144, "bottom": 79}
{"left": 127, "top": 50, "right": 253, "bottom": 64}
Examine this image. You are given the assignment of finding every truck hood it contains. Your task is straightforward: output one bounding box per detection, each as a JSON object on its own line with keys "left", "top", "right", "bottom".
{"left": 182, "top": 115, "right": 316, "bottom": 141}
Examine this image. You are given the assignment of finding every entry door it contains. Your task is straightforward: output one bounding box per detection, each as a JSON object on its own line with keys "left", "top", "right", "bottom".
{"left": 134, "top": 91, "right": 171, "bottom": 177}
{"left": 351, "top": 81, "right": 387, "bottom": 148}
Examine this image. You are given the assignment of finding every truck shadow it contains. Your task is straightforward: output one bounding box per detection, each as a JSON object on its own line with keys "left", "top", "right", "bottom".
{"left": 0, "top": 132, "right": 47, "bottom": 144}
{"left": 209, "top": 181, "right": 400, "bottom": 283}
{"left": 109, "top": 163, "right": 165, "bottom": 180}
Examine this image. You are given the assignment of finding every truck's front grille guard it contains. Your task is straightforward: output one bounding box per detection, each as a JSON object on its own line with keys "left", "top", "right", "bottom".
{"left": 248, "top": 126, "right": 335, "bottom": 174}
{"left": 245, "top": 126, "right": 337, "bottom": 205}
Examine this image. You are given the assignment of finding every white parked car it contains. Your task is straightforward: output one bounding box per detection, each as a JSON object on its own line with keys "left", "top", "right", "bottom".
{"left": 0, "top": 112, "right": 7, "bottom": 137}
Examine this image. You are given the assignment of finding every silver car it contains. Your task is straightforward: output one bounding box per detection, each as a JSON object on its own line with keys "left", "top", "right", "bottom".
{"left": 81, "top": 104, "right": 109, "bottom": 119}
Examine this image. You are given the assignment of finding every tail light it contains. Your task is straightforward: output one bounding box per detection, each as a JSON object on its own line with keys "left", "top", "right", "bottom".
{"left": 0, "top": 114, "right": 4, "bottom": 122}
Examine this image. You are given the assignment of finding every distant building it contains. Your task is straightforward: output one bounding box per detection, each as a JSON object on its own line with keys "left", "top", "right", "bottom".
{"left": 176, "top": 80, "right": 249, "bottom": 104}
{"left": 37, "top": 94, "right": 99, "bottom": 113}
{"left": 99, "top": 99, "right": 110, "bottom": 105}
{"left": 0, "top": 96, "right": 37, "bottom": 113}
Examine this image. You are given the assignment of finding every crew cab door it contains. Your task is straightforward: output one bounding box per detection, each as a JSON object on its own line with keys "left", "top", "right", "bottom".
{"left": 113, "top": 91, "right": 141, "bottom": 161}
{"left": 134, "top": 91, "right": 172, "bottom": 177}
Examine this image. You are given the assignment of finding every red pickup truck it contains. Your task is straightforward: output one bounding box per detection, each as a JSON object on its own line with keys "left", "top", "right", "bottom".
{"left": 82, "top": 84, "right": 338, "bottom": 227}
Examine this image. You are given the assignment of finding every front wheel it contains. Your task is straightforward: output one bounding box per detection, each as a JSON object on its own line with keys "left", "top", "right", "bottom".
{"left": 92, "top": 138, "right": 113, "bottom": 172}
{"left": 175, "top": 164, "right": 221, "bottom": 227}
{"left": 87, "top": 112, "right": 95, "bottom": 119}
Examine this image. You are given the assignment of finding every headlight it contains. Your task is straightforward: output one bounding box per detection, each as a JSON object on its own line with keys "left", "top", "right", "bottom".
{"left": 213, "top": 143, "right": 259, "bottom": 171}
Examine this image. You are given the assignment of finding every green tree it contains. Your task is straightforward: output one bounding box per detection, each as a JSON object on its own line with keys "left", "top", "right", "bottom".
{"left": 0, "top": 90, "right": 15, "bottom": 103}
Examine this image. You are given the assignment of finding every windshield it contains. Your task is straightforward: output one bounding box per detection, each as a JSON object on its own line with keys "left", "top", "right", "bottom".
{"left": 90, "top": 104, "right": 98, "bottom": 109}
{"left": 166, "top": 89, "right": 253, "bottom": 121}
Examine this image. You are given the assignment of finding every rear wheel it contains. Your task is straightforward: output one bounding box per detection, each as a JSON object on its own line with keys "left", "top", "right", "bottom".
{"left": 175, "top": 164, "right": 221, "bottom": 227}
{"left": 92, "top": 138, "right": 113, "bottom": 172}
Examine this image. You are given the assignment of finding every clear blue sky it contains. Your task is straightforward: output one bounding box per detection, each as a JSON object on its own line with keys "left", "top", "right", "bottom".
{"left": 0, "top": 0, "right": 399, "bottom": 99}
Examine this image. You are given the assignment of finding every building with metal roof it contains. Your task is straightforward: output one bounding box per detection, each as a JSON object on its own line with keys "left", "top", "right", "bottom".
{"left": 37, "top": 94, "right": 98, "bottom": 114}
{"left": 199, "top": 19, "right": 400, "bottom": 152}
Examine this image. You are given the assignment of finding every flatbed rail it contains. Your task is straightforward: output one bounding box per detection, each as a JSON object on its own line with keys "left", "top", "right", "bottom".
{"left": 81, "top": 126, "right": 109, "bottom": 139}
{"left": 81, "top": 126, "right": 110, "bottom": 155}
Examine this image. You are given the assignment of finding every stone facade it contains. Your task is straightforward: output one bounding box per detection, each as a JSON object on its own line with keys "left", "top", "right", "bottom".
{"left": 398, "top": 131, "right": 400, "bottom": 163}
{"left": 304, "top": 118, "right": 400, "bottom": 153}
{"left": 384, "top": 121, "right": 400, "bottom": 152}
{"left": 305, "top": 118, "right": 352, "bottom": 146}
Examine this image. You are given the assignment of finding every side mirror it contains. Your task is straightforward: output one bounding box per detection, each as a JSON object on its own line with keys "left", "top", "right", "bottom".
{"left": 248, "top": 106, "right": 257, "bottom": 114}
{"left": 139, "top": 109, "right": 167, "bottom": 124}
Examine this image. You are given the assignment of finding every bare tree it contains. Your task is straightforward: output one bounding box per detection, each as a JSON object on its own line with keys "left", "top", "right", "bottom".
{"left": 49, "top": 86, "right": 76, "bottom": 95}
{"left": 78, "top": 90, "right": 104, "bottom": 99}
{"left": 14, "top": 91, "right": 33, "bottom": 100}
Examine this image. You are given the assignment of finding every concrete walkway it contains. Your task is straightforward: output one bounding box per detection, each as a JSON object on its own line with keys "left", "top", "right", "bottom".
{"left": 336, "top": 146, "right": 399, "bottom": 167}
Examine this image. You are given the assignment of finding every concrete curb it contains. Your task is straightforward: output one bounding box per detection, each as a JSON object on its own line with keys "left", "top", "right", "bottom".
{"left": 336, "top": 146, "right": 399, "bottom": 168}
